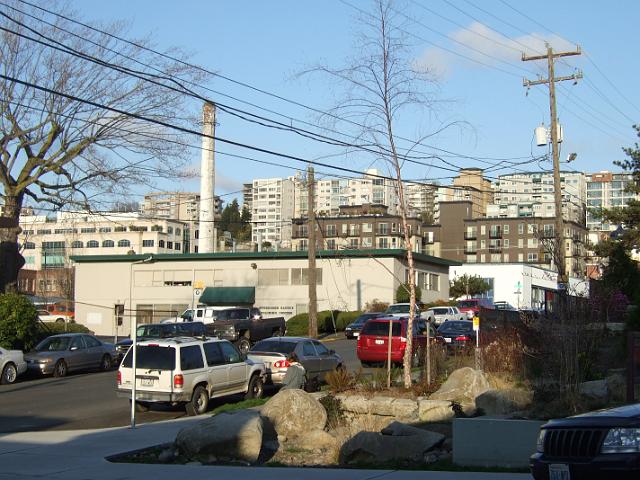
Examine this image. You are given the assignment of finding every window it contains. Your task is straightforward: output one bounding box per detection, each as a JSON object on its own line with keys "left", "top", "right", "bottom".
{"left": 349, "top": 238, "right": 359, "bottom": 249}
{"left": 528, "top": 253, "right": 538, "bottom": 262}
{"left": 80, "top": 228, "right": 96, "bottom": 234}
{"left": 114, "top": 226, "right": 126, "bottom": 232}
{"left": 258, "top": 269, "right": 289, "bottom": 286}
{"left": 362, "top": 223, "right": 372, "bottom": 233}
{"left": 203, "top": 342, "right": 225, "bottom": 366}
{"left": 83, "top": 335, "right": 101, "bottom": 348}
{"left": 220, "top": 341, "right": 241, "bottom": 363}
{"left": 326, "top": 225, "right": 336, "bottom": 236}
{"left": 159, "top": 240, "right": 165, "bottom": 248}
{"left": 378, "top": 238, "right": 389, "bottom": 248}
{"left": 142, "top": 240, "right": 154, "bottom": 247}
{"left": 362, "top": 237, "right": 372, "bottom": 247}
{"left": 378, "top": 223, "right": 389, "bottom": 235}
{"left": 175, "top": 242, "right": 181, "bottom": 251}
{"left": 102, "top": 240, "right": 114, "bottom": 248}
{"left": 312, "top": 340, "right": 329, "bottom": 355}
{"left": 71, "top": 241, "right": 83, "bottom": 248}
{"left": 87, "top": 240, "right": 99, "bottom": 248}
{"left": 180, "top": 345, "right": 204, "bottom": 370}
{"left": 117, "top": 239, "right": 131, "bottom": 248}
{"left": 326, "top": 239, "right": 336, "bottom": 250}
{"left": 167, "top": 226, "right": 174, "bottom": 234}
{"left": 518, "top": 223, "right": 525, "bottom": 235}
{"left": 302, "top": 342, "right": 317, "bottom": 357}
{"left": 175, "top": 228, "right": 181, "bottom": 236}
{"left": 503, "top": 225, "right": 510, "bottom": 234}
{"left": 99, "top": 227, "right": 112, "bottom": 233}
{"left": 527, "top": 238, "right": 538, "bottom": 248}
{"left": 23, "top": 242, "right": 36, "bottom": 250}
{"left": 167, "top": 241, "right": 173, "bottom": 249}
{"left": 291, "top": 268, "right": 322, "bottom": 285}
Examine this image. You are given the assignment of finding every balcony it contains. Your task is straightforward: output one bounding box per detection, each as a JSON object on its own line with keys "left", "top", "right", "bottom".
{"left": 489, "top": 229, "right": 502, "bottom": 239}
{"left": 489, "top": 246, "right": 502, "bottom": 253}
{"left": 464, "top": 247, "right": 477, "bottom": 254}
{"left": 464, "top": 232, "right": 477, "bottom": 240}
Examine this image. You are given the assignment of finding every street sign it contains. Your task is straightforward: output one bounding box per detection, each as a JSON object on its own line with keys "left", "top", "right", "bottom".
{"left": 194, "top": 288, "right": 202, "bottom": 296}
{"left": 472, "top": 316, "right": 480, "bottom": 331}
{"left": 193, "top": 280, "right": 205, "bottom": 290}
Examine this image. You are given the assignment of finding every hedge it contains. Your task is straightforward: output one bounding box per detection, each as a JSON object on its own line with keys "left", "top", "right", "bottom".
{"left": 286, "top": 310, "right": 364, "bottom": 336}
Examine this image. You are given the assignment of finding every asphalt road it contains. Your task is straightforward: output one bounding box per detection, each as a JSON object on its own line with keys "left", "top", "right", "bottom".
{"left": 0, "top": 336, "right": 361, "bottom": 433}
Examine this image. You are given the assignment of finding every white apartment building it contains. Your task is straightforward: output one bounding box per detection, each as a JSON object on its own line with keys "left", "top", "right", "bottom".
{"left": 586, "top": 171, "right": 636, "bottom": 238}
{"left": 250, "top": 177, "right": 295, "bottom": 248}
{"left": 19, "top": 211, "right": 189, "bottom": 270}
{"left": 141, "top": 191, "right": 223, "bottom": 253}
{"left": 489, "top": 171, "right": 586, "bottom": 223}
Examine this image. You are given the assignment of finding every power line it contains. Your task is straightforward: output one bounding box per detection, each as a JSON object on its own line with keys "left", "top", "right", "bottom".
{"left": 10, "top": 0, "right": 539, "bottom": 165}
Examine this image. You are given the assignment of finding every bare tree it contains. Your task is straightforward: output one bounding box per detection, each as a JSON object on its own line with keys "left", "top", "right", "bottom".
{"left": 302, "top": 0, "right": 452, "bottom": 387}
{"left": 0, "top": 1, "right": 208, "bottom": 292}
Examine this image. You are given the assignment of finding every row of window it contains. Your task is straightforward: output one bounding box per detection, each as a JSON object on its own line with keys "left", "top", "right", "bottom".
{"left": 27, "top": 226, "right": 183, "bottom": 235}
{"left": 23, "top": 240, "right": 182, "bottom": 250}
{"left": 257, "top": 268, "right": 324, "bottom": 286}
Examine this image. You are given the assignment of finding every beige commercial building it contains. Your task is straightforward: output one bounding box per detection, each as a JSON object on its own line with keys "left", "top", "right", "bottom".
{"left": 71, "top": 249, "right": 457, "bottom": 336}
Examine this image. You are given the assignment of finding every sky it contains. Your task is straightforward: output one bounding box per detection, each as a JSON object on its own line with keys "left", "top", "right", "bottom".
{"left": 65, "top": 0, "right": 640, "bottom": 206}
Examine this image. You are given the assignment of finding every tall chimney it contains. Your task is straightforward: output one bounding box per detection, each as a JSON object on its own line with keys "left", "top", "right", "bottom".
{"left": 198, "top": 102, "right": 216, "bottom": 253}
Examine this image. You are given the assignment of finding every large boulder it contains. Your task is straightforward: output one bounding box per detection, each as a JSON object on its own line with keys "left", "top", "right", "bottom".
{"left": 339, "top": 421, "right": 444, "bottom": 466}
{"left": 261, "top": 388, "right": 327, "bottom": 438}
{"left": 417, "top": 399, "right": 455, "bottom": 422}
{"left": 175, "top": 409, "right": 263, "bottom": 463}
{"left": 579, "top": 379, "right": 609, "bottom": 406}
{"left": 475, "top": 388, "right": 533, "bottom": 415}
{"left": 429, "top": 368, "right": 490, "bottom": 404}
{"left": 337, "top": 394, "right": 418, "bottom": 420}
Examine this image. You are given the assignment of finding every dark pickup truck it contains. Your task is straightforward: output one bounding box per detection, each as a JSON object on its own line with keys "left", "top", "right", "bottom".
{"left": 211, "top": 307, "right": 286, "bottom": 354}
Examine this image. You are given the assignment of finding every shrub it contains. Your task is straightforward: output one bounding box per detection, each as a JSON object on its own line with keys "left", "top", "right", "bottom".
{"left": 38, "top": 322, "right": 93, "bottom": 337}
{"left": 319, "top": 394, "right": 346, "bottom": 430}
{"left": 0, "top": 293, "right": 39, "bottom": 350}
{"left": 285, "top": 310, "right": 342, "bottom": 336}
{"left": 364, "top": 299, "right": 389, "bottom": 312}
{"left": 325, "top": 367, "right": 354, "bottom": 393}
{"left": 395, "top": 283, "right": 421, "bottom": 303}
{"left": 335, "top": 311, "right": 362, "bottom": 331}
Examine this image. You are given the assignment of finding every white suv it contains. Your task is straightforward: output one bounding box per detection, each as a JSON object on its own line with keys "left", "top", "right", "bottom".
{"left": 424, "top": 306, "right": 466, "bottom": 326}
{"left": 117, "top": 337, "right": 266, "bottom": 415}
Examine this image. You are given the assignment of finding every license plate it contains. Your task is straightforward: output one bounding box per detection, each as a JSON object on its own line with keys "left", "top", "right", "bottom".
{"left": 353, "top": 332, "right": 359, "bottom": 337}
{"left": 549, "top": 464, "right": 570, "bottom": 480}
{"left": 140, "top": 378, "right": 154, "bottom": 387}
{"left": 444, "top": 337, "right": 452, "bottom": 343}
{"left": 375, "top": 339, "right": 384, "bottom": 345}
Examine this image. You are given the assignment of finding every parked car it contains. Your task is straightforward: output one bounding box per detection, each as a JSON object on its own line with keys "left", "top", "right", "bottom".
{"left": 24, "top": 333, "right": 116, "bottom": 377}
{"left": 248, "top": 337, "right": 343, "bottom": 387}
{"left": 424, "top": 306, "right": 466, "bottom": 326}
{"left": 456, "top": 298, "right": 494, "bottom": 318}
{"left": 344, "top": 312, "right": 385, "bottom": 339}
{"left": 37, "top": 309, "right": 74, "bottom": 324}
{"left": 494, "top": 301, "right": 517, "bottom": 311}
{"left": 384, "top": 303, "right": 422, "bottom": 321}
{"left": 436, "top": 320, "right": 476, "bottom": 350}
{"left": 0, "top": 346, "right": 28, "bottom": 385}
{"left": 530, "top": 403, "right": 640, "bottom": 479}
{"left": 114, "top": 321, "right": 208, "bottom": 361}
{"left": 117, "top": 337, "right": 266, "bottom": 415}
{"left": 356, "top": 316, "right": 436, "bottom": 368}
{"left": 209, "top": 307, "right": 286, "bottom": 354}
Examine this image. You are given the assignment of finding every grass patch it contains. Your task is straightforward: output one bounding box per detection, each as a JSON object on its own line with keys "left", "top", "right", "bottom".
{"left": 210, "top": 397, "right": 268, "bottom": 416}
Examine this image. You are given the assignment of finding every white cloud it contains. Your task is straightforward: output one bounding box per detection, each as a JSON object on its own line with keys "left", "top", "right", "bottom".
{"left": 415, "top": 22, "right": 577, "bottom": 76}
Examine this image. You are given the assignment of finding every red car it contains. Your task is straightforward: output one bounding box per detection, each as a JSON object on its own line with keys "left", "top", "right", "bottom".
{"left": 456, "top": 298, "right": 494, "bottom": 319}
{"left": 356, "top": 317, "right": 435, "bottom": 368}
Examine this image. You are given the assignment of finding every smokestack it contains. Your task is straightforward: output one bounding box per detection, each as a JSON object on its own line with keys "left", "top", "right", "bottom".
{"left": 198, "top": 102, "right": 216, "bottom": 253}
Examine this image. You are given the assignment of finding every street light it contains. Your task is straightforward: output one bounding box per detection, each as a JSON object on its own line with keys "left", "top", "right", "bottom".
{"left": 129, "top": 255, "right": 155, "bottom": 429}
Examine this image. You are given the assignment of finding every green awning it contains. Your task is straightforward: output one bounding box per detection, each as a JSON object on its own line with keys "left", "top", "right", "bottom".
{"left": 199, "top": 287, "right": 255, "bottom": 306}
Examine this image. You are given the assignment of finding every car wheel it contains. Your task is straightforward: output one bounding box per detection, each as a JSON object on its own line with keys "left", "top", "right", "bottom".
{"left": 235, "top": 336, "right": 251, "bottom": 355}
{"left": 100, "top": 354, "right": 112, "bottom": 371}
{"left": 185, "top": 386, "right": 209, "bottom": 416}
{"left": 245, "top": 374, "right": 264, "bottom": 400}
{"left": 1, "top": 362, "right": 17, "bottom": 384}
{"left": 53, "top": 359, "right": 67, "bottom": 377}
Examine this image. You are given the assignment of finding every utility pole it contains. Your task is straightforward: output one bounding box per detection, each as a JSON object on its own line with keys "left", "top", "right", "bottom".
{"left": 307, "top": 166, "right": 318, "bottom": 338}
{"left": 523, "top": 44, "right": 582, "bottom": 287}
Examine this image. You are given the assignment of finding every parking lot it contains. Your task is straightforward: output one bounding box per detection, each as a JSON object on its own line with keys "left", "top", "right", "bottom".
{"left": 0, "top": 335, "right": 362, "bottom": 433}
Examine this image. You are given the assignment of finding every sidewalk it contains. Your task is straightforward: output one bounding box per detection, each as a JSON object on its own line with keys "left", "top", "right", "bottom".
{"left": 0, "top": 417, "right": 532, "bottom": 480}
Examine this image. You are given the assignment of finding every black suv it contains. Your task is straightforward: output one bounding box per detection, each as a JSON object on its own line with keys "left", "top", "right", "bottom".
{"left": 115, "top": 321, "right": 207, "bottom": 360}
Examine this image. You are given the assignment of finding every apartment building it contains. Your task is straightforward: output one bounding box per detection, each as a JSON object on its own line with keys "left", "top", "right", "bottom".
{"left": 249, "top": 177, "right": 295, "bottom": 248}
{"left": 19, "top": 211, "right": 189, "bottom": 271}
{"left": 437, "top": 168, "right": 494, "bottom": 219}
{"left": 290, "top": 204, "right": 440, "bottom": 256}
{"left": 586, "top": 171, "right": 636, "bottom": 237}
{"left": 141, "top": 191, "right": 222, "bottom": 253}
{"left": 490, "top": 171, "right": 586, "bottom": 224}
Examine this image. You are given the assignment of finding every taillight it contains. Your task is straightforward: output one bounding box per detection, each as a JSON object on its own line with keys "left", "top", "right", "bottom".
{"left": 174, "top": 374, "right": 184, "bottom": 388}
{"left": 117, "top": 370, "right": 121, "bottom": 385}
{"left": 273, "top": 360, "right": 291, "bottom": 369}
{"left": 455, "top": 335, "right": 470, "bottom": 341}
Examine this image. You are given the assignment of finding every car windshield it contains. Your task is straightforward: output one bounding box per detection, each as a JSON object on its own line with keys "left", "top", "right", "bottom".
{"left": 122, "top": 346, "right": 176, "bottom": 370}
{"left": 432, "top": 308, "right": 449, "bottom": 315}
{"left": 35, "top": 336, "right": 71, "bottom": 352}
{"left": 214, "top": 309, "right": 247, "bottom": 321}
{"left": 250, "top": 339, "right": 296, "bottom": 354}
{"left": 361, "top": 320, "right": 402, "bottom": 336}
{"left": 438, "top": 321, "right": 473, "bottom": 333}
{"left": 385, "top": 305, "right": 410, "bottom": 314}
{"left": 457, "top": 300, "right": 479, "bottom": 308}
{"left": 354, "top": 314, "right": 378, "bottom": 324}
